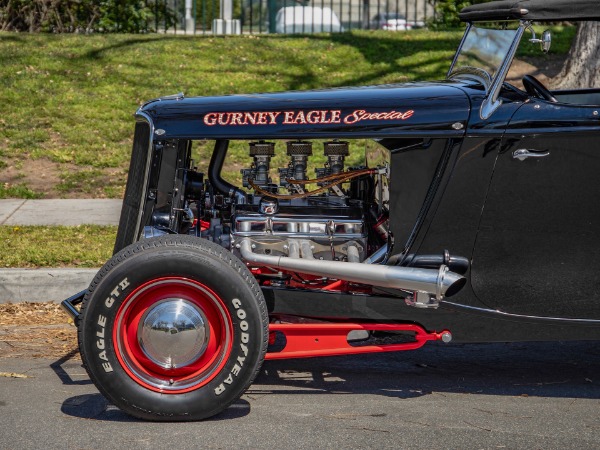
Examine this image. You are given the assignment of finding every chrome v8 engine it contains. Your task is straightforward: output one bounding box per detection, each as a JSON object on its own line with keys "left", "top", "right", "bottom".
{"left": 231, "top": 140, "right": 372, "bottom": 263}
{"left": 231, "top": 199, "right": 367, "bottom": 262}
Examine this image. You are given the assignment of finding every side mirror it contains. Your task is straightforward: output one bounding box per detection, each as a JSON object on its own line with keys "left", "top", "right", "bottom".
{"left": 541, "top": 29, "right": 552, "bottom": 53}
{"left": 530, "top": 28, "right": 551, "bottom": 53}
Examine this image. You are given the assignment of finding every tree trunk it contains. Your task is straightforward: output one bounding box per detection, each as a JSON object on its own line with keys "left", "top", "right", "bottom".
{"left": 555, "top": 21, "right": 600, "bottom": 89}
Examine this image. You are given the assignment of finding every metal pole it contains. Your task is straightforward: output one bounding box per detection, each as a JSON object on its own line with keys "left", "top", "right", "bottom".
{"left": 255, "top": 0, "right": 262, "bottom": 34}
{"left": 223, "top": 0, "right": 232, "bottom": 20}
{"left": 213, "top": 0, "right": 216, "bottom": 32}
{"left": 155, "top": 0, "right": 158, "bottom": 31}
{"left": 174, "top": 0, "right": 178, "bottom": 33}
{"left": 185, "top": 0, "right": 194, "bottom": 33}
{"left": 413, "top": 0, "right": 416, "bottom": 26}
{"left": 164, "top": 0, "right": 168, "bottom": 33}
{"left": 241, "top": 0, "right": 245, "bottom": 33}
{"left": 268, "top": 0, "right": 276, "bottom": 33}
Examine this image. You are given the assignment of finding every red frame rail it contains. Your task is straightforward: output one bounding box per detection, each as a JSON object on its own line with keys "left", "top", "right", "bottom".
{"left": 265, "top": 323, "right": 451, "bottom": 360}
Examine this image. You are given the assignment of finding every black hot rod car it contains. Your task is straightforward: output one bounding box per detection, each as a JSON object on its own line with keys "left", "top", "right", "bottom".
{"left": 62, "top": 0, "right": 600, "bottom": 420}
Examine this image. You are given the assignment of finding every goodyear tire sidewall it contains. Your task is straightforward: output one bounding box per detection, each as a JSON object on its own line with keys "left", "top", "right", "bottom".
{"left": 79, "top": 239, "right": 266, "bottom": 420}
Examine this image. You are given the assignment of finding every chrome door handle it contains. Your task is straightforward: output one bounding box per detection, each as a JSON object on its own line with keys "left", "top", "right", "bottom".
{"left": 512, "top": 148, "right": 550, "bottom": 161}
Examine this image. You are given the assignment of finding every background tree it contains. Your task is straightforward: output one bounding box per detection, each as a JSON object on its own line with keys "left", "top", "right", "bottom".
{"left": 0, "top": 0, "right": 174, "bottom": 33}
{"left": 430, "top": 0, "right": 472, "bottom": 29}
{"left": 555, "top": 21, "right": 600, "bottom": 89}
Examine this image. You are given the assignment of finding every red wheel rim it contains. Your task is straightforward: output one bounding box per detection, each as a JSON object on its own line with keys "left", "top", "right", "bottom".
{"left": 113, "top": 277, "right": 233, "bottom": 393}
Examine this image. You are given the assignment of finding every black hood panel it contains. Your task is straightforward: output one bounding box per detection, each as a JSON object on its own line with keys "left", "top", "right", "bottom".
{"left": 140, "top": 81, "right": 470, "bottom": 140}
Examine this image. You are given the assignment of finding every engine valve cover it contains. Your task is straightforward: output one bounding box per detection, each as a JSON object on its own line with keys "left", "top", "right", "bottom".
{"left": 231, "top": 202, "right": 366, "bottom": 261}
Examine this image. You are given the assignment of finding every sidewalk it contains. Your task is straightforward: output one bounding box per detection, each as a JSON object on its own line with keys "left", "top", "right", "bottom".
{"left": 0, "top": 199, "right": 121, "bottom": 226}
{"left": 0, "top": 199, "right": 122, "bottom": 303}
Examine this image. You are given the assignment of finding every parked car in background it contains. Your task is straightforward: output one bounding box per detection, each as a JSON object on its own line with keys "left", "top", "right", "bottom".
{"left": 275, "top": 6, "right": 343, "bottom": 34}
{"left": 371, "top": 12, "right": 425, "bottom": 30}
{"left": 371, "top": 12, "right": 410, "bottom": 30}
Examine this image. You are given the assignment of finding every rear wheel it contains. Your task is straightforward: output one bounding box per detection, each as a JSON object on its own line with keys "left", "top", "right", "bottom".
{"left": 78, "top": 236, "right": 268, "bottom": 421}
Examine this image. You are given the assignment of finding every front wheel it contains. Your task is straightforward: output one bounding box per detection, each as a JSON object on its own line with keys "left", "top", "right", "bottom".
{"left": 78, "top": 236, "right": 268, "bottom": 421}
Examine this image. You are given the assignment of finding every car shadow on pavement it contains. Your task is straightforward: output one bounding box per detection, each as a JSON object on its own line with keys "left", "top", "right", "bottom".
{"left": 60, "top": 393, "right": 252, "bottom": 422}
{"left": 251, "top": 341, "right": 600, "bottom": 400}
{"left": 55, "top": 341, "right": 600, "bottom": 422}
{"left": 52, "top": 350, "right": 253, "bottom": 422}
{"left": 50, "top": 349, "right": 92, "bottom": 386}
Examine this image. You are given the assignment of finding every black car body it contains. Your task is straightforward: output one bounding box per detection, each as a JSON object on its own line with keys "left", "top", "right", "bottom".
{"left": 63, "top": 0, "right": 600, "bottom": 421}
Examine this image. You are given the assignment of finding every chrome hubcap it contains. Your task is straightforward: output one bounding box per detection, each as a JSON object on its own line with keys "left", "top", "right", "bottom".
{"left": 138, "top": 298, "right": 209, "bottom": 369}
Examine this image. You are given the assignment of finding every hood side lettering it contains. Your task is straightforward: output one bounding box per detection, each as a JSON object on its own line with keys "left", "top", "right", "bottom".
{"left": 203, "top": 109, "right": 414, "bottom": 127}
{"left": 343, "top": 109, "right": 414, "bottom": 125}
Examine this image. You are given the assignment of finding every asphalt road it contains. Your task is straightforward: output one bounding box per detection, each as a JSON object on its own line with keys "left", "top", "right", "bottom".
{"left": 2, "top": 341, "right": 600, "bottom": 449}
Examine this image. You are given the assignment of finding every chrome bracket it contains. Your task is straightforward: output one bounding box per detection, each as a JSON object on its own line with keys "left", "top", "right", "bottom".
{"left": 405, "top": 291, "right": 440, "bottom": 309}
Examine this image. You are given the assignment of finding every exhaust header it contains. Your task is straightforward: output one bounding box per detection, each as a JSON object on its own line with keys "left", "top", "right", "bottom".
{"left": 239, "top": 239, "right": 465, "bottom": 300}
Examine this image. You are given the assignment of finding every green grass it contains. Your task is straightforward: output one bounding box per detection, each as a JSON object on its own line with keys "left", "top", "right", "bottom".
{"left": 56, "top": 168, "right": 126, "bottom": 198}
{"left": 0, "top": 184, "right": 43, "bottom": 199}
{"left": 0, "top": 28, "right": 579, "bottom": 267}
{"left": 0, "top": 226, "right": 116, "bottom": 268}
{"left": 0, "top": 30, "right": 463, "bottom": 170}
{"left": 0, "top": 27, "right": 576, "bottom": 198}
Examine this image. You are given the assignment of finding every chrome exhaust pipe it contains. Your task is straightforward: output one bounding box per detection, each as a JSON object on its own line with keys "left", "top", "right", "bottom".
{"left": 239, "top": 239, "right": 465, "bottom": 300}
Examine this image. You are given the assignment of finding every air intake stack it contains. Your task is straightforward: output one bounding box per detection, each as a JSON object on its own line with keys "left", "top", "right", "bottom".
{"left": 279, "top": 141, "right": 313, "bottom": 189}
{"left": 242, "top": 141, "right": 275, "bottom": 189}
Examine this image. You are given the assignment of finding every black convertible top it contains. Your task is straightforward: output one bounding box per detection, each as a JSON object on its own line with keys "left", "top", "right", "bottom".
{"left": 460, "top": 0, "right": 600, "bottom": 22}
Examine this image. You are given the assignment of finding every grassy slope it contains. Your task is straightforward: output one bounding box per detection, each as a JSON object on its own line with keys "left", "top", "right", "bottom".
{"left": 0, "top": 28, "right": 575, "bottom": 198}
{"left": 0, "top": 27, "right": 575, "bottom": 267}
{"left": 0, "top": 30, "right": 462, "bottom": 198}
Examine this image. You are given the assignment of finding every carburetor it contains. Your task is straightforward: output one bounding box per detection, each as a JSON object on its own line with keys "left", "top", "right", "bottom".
{"left": 233, "top": 139, "right": 368, "bottom": 263}
{"left": 315, "top": 140, "right": 350, "bottom": 182}
{"left": 279, "top": 141, "right": 313, "bottom": 192}
{"left": 241, "top": 141, "right": 276, "bottom": 190}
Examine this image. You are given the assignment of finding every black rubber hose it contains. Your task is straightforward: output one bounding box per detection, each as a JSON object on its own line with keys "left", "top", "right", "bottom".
{"left": 403, "top": 253, "right": 469, "bottom": 275}
{"left": 208, "top": 140, "right": 246, "bottom": 203}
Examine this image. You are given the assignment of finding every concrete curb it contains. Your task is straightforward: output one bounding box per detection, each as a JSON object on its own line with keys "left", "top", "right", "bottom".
{"left": 1, "top": 199, "right": 122, "bottom": 303}
{"left": 0, "top": 268, "right": 98, "bottom": 303}
{"left": 0, "top": 199, "right": 122, "bottom": 226}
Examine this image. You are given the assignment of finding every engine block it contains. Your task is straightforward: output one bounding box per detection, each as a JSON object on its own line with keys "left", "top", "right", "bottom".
{"left": 231, "top": 199, "right": 367, "bottom": 262}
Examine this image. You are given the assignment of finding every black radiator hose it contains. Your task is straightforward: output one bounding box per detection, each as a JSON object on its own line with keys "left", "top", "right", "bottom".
{"left": 209, "top": 140, "right": 246, "bottom": 203}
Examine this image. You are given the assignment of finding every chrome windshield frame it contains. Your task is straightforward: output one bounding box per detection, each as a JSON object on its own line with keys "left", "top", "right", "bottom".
{"left": 448, "top": 21, "right": 528, "bottom": 119}
{"left": 479, "top": 21, "right": 527, "bottom": 119}
{"left": 447, "top": 22, "right": 473, "bottom": 79}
